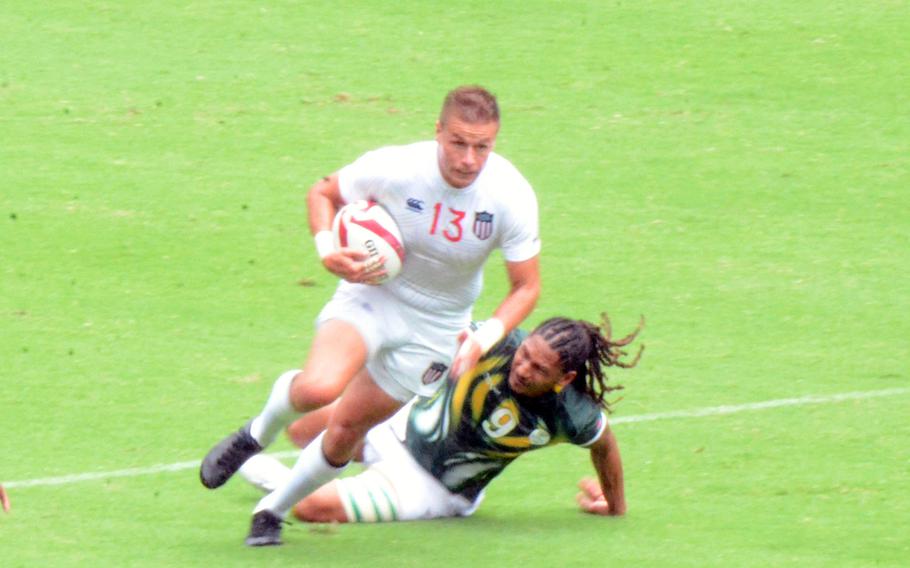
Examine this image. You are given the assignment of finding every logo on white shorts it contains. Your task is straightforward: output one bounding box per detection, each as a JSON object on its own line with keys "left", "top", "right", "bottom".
{"left": 421, "top": 362, "right": 448, "bottom": 385}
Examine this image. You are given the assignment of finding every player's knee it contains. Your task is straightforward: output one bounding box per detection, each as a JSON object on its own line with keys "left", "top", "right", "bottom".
{"left": 288, "top": 371, "right": 345, "bottom": 411}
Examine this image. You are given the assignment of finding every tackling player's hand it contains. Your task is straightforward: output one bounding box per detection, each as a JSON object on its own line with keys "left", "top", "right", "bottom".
{"left": 322, "top": 248, "right": 387, "bottom": 284}
{"left": 449, "top": 329, "right": 482, "bottom": 380}
{"left": 576, "top": 477, "right": 618, "bottom": 516}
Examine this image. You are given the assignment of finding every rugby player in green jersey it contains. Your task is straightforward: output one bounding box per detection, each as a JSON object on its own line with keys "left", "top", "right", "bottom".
{"left": 239, "top": 314, "right": 641, "bottom": 539}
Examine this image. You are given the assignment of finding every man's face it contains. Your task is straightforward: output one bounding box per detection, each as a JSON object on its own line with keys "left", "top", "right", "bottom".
{"left": 508, "top": 335, "right": 574, "bottom": 398}
{"left": 435, "top": 115, "right": 499, "bottom": 188}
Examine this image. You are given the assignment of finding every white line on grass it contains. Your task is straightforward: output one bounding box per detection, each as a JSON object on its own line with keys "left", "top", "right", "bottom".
{"left": 610, "top": 386, "right": 910, "bottom": 425}
{"left": 5, "top": 386, "right": 908, "bottom": 489}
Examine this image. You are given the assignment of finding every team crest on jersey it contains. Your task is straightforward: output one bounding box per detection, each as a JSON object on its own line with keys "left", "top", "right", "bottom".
{"left": 421, "top": 362, "right": 448, "bottom": 385}
{"left": 529, "top": 428, "right": 551, "bottom": 446}
{"left": 473, "top": 211, "right": 494, "bottom": 240}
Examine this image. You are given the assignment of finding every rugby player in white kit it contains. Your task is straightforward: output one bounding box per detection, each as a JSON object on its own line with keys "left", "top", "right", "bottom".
{"left": 199, "top": 85, "right": 542, "bottom": 546}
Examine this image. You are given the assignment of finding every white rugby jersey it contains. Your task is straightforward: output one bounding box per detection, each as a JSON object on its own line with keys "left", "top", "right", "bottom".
{"left": 337, "top": 141, "right": 540, "bottom": 314}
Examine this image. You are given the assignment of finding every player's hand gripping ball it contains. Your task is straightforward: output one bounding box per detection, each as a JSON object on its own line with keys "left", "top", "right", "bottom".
{"left": 332, "top": 200, "right": 405, "bottom": 284}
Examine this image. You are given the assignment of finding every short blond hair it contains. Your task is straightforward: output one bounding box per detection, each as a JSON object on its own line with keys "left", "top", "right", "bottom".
{"left": 439, "top": 85, "right": 500, "bottom": 126}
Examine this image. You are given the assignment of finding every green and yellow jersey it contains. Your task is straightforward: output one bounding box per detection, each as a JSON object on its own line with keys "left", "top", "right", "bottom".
{"left": 405, "top": 329, "right": 607, "bottom": 501}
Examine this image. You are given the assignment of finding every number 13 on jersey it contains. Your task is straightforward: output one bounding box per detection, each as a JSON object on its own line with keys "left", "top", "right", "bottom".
{"left": 429, "top": 202, "right": 465, "bottom": 242}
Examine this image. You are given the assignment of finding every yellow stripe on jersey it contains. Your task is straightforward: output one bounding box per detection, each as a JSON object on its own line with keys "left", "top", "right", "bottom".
{"left": 491, "top": 435, "right": 533, "bottom": 449}
{"left": 450, "top": 355, "right": 506, "bottom": 421}
{"left": 471, "top": 373, "right": 504, "bottom": 422}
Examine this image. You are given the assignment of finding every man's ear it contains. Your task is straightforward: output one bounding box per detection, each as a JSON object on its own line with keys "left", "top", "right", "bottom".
{"left": 554, "top": 370, "right": 577, "bottom": 393}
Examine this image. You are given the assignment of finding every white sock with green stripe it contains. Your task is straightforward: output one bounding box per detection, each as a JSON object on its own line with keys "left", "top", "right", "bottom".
{"left": 253, "top": 431, "right": 346, "bottom": 518}
{"left": 337, "top": 469, "right": 399, "bottom": 522}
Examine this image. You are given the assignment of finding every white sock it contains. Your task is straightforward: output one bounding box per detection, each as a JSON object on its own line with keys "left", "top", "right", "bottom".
{"left": 249, "top": 370, "right": 301, "bottom": 448}
{"left": 254, "top": 432, "right": 347, "bottom": 518}
{"left": 238, "top": 454, "right": 292, "bottom": 493}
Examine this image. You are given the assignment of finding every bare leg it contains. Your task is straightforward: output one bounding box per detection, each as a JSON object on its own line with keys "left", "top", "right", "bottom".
{"left": 238, "top": 403, "right": 337, "bottom": 493}
{"left": 321, "top": 371, "right": 404, "bottom": 465}
{"left": 254, "top": 369, "right": 403, "bottom": 518}
{"left": 293, "top": 481, "right": 348, "bottom": 523}
{"left": 286, "top": 401, "right": 368, "bottom": 461}
{"left": 201, "top": 320, "right": 368, "bottom": 490}
{"left": 250, "top": 320, "right": 368, "bottom": 447}
{"left": 285, "top": 403, "right": 337, "bottom": 448}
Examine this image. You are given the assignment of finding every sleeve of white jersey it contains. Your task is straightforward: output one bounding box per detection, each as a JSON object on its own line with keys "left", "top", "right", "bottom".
{"left": 499, "top": 179, "right": 541, "bottom": 262}
{"left": 337, "top": 148, "right": 396, "bottom": 204}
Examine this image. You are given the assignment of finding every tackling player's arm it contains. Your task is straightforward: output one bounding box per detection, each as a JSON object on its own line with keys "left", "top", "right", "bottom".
{"left": 1, "top": 484, "right": 10, "bottom": 513}
{"left": 580, "top": 424, "right": 626, "bottom": 516}
{"left": 306, "top": 173, "right": 383, "bottom": 283}
{"left": 451, "top": 256, "right": 540, "bottom": 377}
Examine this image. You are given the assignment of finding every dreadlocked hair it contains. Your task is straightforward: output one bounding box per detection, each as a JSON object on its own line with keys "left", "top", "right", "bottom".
{"left": 532, "top": 313, "right": 644, "bottom": 412}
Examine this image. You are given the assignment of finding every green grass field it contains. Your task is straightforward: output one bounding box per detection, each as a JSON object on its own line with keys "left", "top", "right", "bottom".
{"left": 2, "top": 1, "right": 908, "bottom": 566}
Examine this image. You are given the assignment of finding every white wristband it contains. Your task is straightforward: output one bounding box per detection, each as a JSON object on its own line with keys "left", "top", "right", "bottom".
{"left": 472, "top": 318, "right": 506, "bottom": 354}
{"left": 314, "top": 230, "right": 335, "bottom": 259}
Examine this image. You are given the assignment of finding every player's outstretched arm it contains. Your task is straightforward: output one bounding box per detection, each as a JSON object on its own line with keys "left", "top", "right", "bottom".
{"left": 576, "top": 477, "right": 610, "bottom": 515}
{"left": 584, "top": 426, "right": 626, "bottom": 516}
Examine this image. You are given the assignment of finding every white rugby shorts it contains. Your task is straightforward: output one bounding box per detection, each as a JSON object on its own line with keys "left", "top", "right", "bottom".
{"left": 317, "top": 282, "right": 468, "bottom": 401}
{"left": 334, "top": 411, "right": 482, "bottom": 522}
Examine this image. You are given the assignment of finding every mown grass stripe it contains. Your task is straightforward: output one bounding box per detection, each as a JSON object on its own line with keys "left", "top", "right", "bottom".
{"left": 5, "top": 387, "right": 907, "bottom": 489}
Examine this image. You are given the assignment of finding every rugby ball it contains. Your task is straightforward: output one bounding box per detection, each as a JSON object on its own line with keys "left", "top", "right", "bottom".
{"left": 332, "top": 200, "right": 405, "bottom": 284}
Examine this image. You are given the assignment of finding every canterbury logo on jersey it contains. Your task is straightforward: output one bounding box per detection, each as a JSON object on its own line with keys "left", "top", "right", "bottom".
{"left": 406, "top": 198, "right": 424, "bottom": 212}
